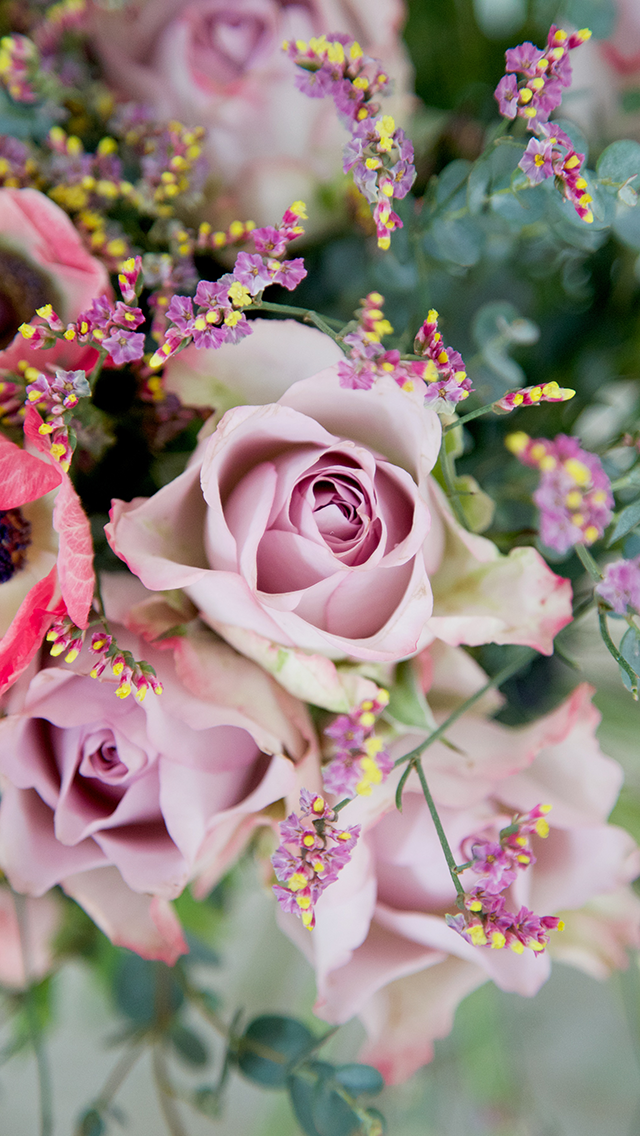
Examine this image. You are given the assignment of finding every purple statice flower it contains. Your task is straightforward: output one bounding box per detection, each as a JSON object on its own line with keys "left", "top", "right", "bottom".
{"left": 505, "top": 41, "right": 545, "bottom": 74}
{"left": 233, "top": 251, "right": 272, "bottom": 295}
{"left": 337, "top": 359, "right": 375, "bottom": 390}
{"left": 468, "top": 840, "right": 518, "bottom": 894}
{"left": 221, "top": 315, "right": 252, "bottom": 345}
{"left": 295, "top": 66, "right": 333, "bottom": 98}
{"left": 596, "top": 556, "right": 640, "bottom": 615}
{"left": 507, "top": 433, "right": 613, "bottom": 553}
{"left": 267, "top": 257, "right": 307, "bottom": 290}
{"left": 111, "top": 302, "right": 145, "bottom": 330}
{"left": 166, "top": 294, "right": 195, "bottom": 334}
{"left": 352, "top": 161, "right": 380, "bottom": 204}
{"left": 251, "top": 226, "right": 289, "bottom": 256}
{"left": 323, "top": 691, "right": 392, "bottom": 798}
{"left": 192, "top": 324, "right": 228, "bottom": 350}
{"left": 26, "top": 367, "right": 89, "bottom": 411}
{"left": 271, "top": 791, "right": 360, "bottom": 930}
{"left": 342, "top": 133, "right": 366, "bottom": 173}
{"left": 79, "top": 294, "right": 113, "bottom": 334}
{"left": 194, "top": 278, "right": 230, "bottom": 308}
{"left": 495, "top": 73, "right": 519, "bottom": 118}
{"left": 102, "top": 329, "right": 145, "bottom": 366}
{"left": 332, "top": 78, "right": 365, "bottom": 122}
{"left": 519, "top": 136, "right": 554, "bottom": 183}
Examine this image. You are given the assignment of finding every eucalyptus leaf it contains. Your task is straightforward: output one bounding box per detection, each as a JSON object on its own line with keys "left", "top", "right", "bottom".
{"left": 597, "top": 140, "right": 640, "bottom": 187}
{"left": 237, "top": 1015, "right": 315, "bottom": 1088}
{"left": 387, "top": 659, "right": 433, "bottom": 730}
{"left": 170, "top": 1023, "right": 209, "bottom": 1066}
{"left": 620, "top": 626, "right": 640, "bottom": 677}
{"left": 77, "top": 1109, "right": 105, "bottom": 1136}
{"left": 607, "top": 499, "right": 640, "bottom": 545}
{"left": 333, "top": 1064, "right": 384, "bottom": 1097}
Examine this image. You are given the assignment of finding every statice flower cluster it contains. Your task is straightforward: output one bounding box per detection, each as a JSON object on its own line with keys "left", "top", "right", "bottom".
{"left": 413, "top": 308, "right": 473, "bottom": 408}
{"left": 507, "top": 431, "right": 614, "bottom": 553}
{"left": 447, "top": 805, "right": 564, "bottom": 953}
{"left": 0, "top": 34, "right": 40, "bottom": 102}
{"left": 24, "top": 366, "right": 90, "bottom": 468}
{"left": 46, "top": 618, "right": 163, "bottom": 702}
{"left": 272, "top": 791, "right": 360, "bottom": 930}
{"left": 494, "top": 27, "right": 594, "bottom": 223}
{"left": 596, "top": 556, "right": 640, "bottom": 615}
{"left": 323, "top": 689, "right": 392, "bottom": 797}
{"left": 285, "top": 35, "right": 416, "bottom": 248}
{"left": 0, "top": 134, "right": 35, "bottom": 188}
{"left": 495, "top": 379, "right": 575, "bottom": 411}
{"left": 149, "top": 203, "right": 308, "bottom": 367}
{"left": 495, "top": 26, "right": 590, "bottom": 128}
{"left": 19, "top": 290, "right": 146, "bottom": 368}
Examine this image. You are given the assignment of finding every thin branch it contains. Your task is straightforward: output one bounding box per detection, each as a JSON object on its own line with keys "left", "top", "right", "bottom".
{"left": 437, "top": 436, "right": 469, "bottom": 529}
{"left": 12, "top": 892, "right": 53, "bottom": 1136}
{"left": 413, "top": 759, "right": 465, "bottom": 896}
{"left": 152, "top": 1047, "right": 189, "bottom": 1136}
{"left": 393, "top": 647, "right": 535, "bottom": 769}
{"left": 253, "top": 299, "right": 347, "bottom": 348}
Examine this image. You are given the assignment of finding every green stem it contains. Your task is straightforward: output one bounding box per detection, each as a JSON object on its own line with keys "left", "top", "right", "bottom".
{"left": 393, "top": 647, "right": 534, "bottom": 769}
{"left": 253, "top": 300, "right": 347, "bottom": 348}
{"left": 13, "top": 892, "right": 53, "bottom": 1136}
{"left": 152, "top": 1047, "right": 189, "bottom": 1136}
{"left": 413, "top": 759, "right": 465, "bottom": 896}
{"left": 87, "top": 347, "right": 108, "bottom": 391}
{"left": 597, "top": 604, "right": 639, "bottom": 699}
{"left": 443, "top": 402, "right": 498, "bottom": 433}
{"left": 437, "top": 436, "right": 469, "bottom": 529}
{"left": 574, "top": 541, "right": 603, "bottom": 582}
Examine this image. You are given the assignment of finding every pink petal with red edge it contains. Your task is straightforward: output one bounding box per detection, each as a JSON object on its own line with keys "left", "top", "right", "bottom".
{"left": 0, "top": 434, "right": 60, "bottom": 507}
{"left": 52, "top": 472, "right": 95, "bottom": 628}
{"left": 0, "top": 566, "right": 62, "bottom": 694}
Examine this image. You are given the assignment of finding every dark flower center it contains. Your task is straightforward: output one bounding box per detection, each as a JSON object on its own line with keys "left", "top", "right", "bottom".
{"left": 0, "top": 249, "right": 58, "bottom": 349}
{"left": 0, "top": 507, "right": 31, "bottom": 583}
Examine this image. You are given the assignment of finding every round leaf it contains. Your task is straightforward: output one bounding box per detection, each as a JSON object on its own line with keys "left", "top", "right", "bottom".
{"left": 237, "top": 1015, "right": 315, "bottom": 1088}
{"left": 170, "top": 1023, "right": 209, "bottom": 1066}
{"left": 596, "top": 140, "right": 640, "bottom": 185}
{"left": 78, "top": 1110, "right": 105, "bottom": 1136}
{"left": 333, "top": 1064, "right": 385, "bottom": 1097}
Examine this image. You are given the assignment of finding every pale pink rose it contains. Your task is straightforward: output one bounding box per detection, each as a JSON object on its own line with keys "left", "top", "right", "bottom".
{"left": 0, "top": 887, "right": 62, "bottom": 989}
{"left": 88, "top": 0, "right": 414, "bottom": 226}
{"left": 0, "top": 188, "right": 109, "bottom": 351}
{"left": 0, "top": 574, "right": 315, "bottom": 964}
{"left": 276, "top": 654, "right": 640, "bottom": 1083}
{"left": 108, "top": 320, "right": 571, "bottom": 668}
{"left": 0, "top": 406, "right": 94, "bottom": 694}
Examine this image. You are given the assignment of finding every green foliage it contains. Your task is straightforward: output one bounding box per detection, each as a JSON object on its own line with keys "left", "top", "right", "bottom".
{"left": 236, "top": 1015, "right": 316, "bottom": 1089}
{"left": 620, "top": 626, "right": 640, "bottom": 692}
{"left": 608, "top": 499, "right": 640, "bottom": 545}
{"left": 169, "top": 1022, "right": 209, "bottom": 1067}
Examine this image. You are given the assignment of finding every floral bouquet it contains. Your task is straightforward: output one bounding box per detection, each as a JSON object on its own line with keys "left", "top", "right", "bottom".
{"left": 0, "top": 1, "right": 639, "bottom": 1133}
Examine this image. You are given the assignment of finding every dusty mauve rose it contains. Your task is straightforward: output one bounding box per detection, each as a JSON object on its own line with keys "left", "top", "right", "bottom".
{"left": 88, "top": 0, "right": 414, "bottom": 225}
{"left": 0, "top": 574, "right": 315, "bottom": 963}
{"left": 0, "top": 188, "right": 109, "bottom": 351}
{"left": 107, "top": 320, "right": 572, "bottom": 669}
{"left": 277, "top": 647, "right": 640, "bottom": 1083}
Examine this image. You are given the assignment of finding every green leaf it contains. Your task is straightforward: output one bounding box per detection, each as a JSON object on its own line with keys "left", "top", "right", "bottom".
{"left": 288, "top": 1064, "right": 361, "bottom": 1136}
{"left": 613, "top": 198, "right": 640, "bottom": 250}
{"left": 192, "top": 1086, "right": 222, "bottom": 1119}
{"left": 170, "top": 1023, "right": 209, "bottom": 1066}
{"left": 77, "top": 1110, "right": 105, "bottom": 1136}
{"left": 620, "top": 626, "right": 640, "bottom": 678}
{"left": 607, "top": 499, "right": 640, "bottom": 545}
{"left": 387, "top": 659, "right": 433, "bottom": 730}
{"left": 435, "top": 159, "right": 472, "bottom": 205}
{"left": 333, "top": 1064, "right": 384, "bottom": 1097}
{"left": 597, "top": 140, "right": 640, "bottom": 186}
{"left": 424, "top": 215, "right": 483, "bottom": 266}
{"left": 237, "top": 1015, "right": 315, "bottom": 1088}
{"left": 112, "top": 955, "right": 182, "bottom": 1025}
{"left": 455, "top": 474, "right": 496, "bottom": 534}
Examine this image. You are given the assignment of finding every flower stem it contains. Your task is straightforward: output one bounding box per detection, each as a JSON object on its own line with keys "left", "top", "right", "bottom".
{"left": 437, "top": 436, "right": 469, "bottom": 529}
{"left": 152, "top": 1047, "right": 189, "bottom": 1136}
{"left": 393, "top": 647, "right": 535, "bottom": 770}
{"left": 443, "top": 402, "right": 498, "bottom": 432}
{"left": 597, "top": 604, "right": 639, "bottom": 699}
{"left": 253, "top": 299, "right": 347, "bottom": 347}
{"left": 412, "top": 758, "right": 465, "bottom": 896}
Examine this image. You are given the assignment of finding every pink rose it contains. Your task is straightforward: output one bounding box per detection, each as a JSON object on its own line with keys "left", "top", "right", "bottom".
{"left": 565, "top": 2, "right": 640, "bottom": 139}
{"left": 0, "top": 574, "right": 315, "bottom": 963}
{"left": 107, "top": 320, "right": 571, "bottom": 668}
{"left": 0, "top": 887, "right": 62, "bottom": 989}
{"left": 0, "top": 188, "right": 109, "bottom": 351}
{"left": 88, "top": 0, "right": 414, "bottom": 225}
{"left": 278, "top": 649, "right": 640, "bottom": 1083}
{"left": 0, "top": 406, "right": 94, "bottom": 694}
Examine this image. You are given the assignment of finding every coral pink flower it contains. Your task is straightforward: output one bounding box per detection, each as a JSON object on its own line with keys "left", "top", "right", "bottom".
{"left": 0, "top": 574, "right": 315, "bottom": 964}
{"left": 277, "top": 650, "right": 640, "bottom": 1083}
{"left": 0, "top": 407, "right": 94, "bottom": 694}
{"left": 88, "top": 0, "right": 414, "bottom": 227}
{"left": 108, "top": 320, "right": 571, "bottom": 668}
